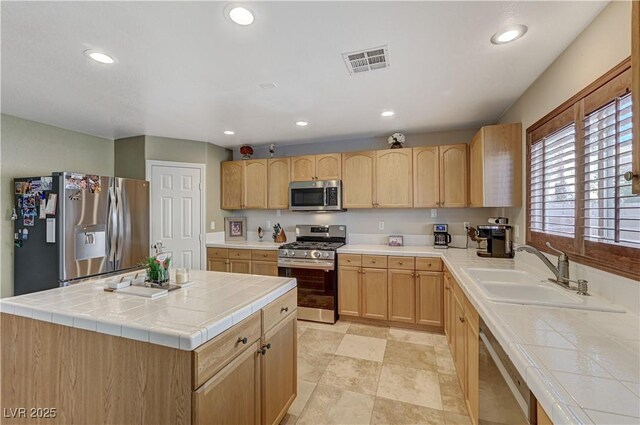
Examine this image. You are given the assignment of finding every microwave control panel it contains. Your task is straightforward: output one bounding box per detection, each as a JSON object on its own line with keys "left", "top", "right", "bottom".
{"left": 326, "top": 187, "right": 339, "bottom": 206}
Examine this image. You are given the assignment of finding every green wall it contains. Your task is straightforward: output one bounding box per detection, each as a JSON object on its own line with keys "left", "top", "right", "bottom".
{"left": 1, "top": 114, "right": 115, "bottom": 298}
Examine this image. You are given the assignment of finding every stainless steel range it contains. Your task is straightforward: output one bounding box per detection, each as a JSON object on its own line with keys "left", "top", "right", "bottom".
{"left": 278, "top": 225, "right": 346, "bottom": 324}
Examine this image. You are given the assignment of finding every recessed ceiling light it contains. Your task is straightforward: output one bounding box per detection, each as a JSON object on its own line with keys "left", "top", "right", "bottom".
{"left": 84, "top": 49, "right": 116, "bottom": 64}
{"left": 381, "top": 111, "right": 395, "bottom": 117}
{"left": 490, "top": 25, "right": 528, "bottom": 45}
{"left": 295, "top": 121, "right": 309, "bottom": 127}
{"left": 225, "top": 4, "right": 254, "bottom": 26}
{"left": 224, "top": 130, "right": 235, "bottom": 135}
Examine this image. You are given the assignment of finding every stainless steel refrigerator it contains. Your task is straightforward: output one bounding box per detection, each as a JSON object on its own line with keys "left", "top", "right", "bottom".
{"left": 13, "top": 172, "right": 149, "bottom": 295}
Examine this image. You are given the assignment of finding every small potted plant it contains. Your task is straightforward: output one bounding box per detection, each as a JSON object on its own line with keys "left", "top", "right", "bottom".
{"left": 388, "top": 132, "right": 406, "bottom": 149}
{"left": 144, "top": 253, "right": 171, "bottom": 287}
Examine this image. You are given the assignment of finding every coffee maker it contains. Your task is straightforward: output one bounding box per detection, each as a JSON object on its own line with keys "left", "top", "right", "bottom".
{"left": 476, "top": 224, "right": 514, "bottom": 258}
{"left": 433, "top": 224, "right": 452, "bottom": 249}
{"left": 476, "top": 217, "right": 515, "bottom": 258}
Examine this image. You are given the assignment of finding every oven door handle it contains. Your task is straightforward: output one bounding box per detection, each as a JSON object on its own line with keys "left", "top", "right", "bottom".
{"left": 278, "top": 260, "right": 335, "bottom": 271}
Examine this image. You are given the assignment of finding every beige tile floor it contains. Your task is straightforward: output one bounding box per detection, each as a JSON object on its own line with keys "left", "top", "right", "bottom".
{"left": 283, "top": 320, "right": 472, "bottom": 425}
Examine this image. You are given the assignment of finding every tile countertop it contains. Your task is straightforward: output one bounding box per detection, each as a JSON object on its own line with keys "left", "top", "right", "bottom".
{"left": 0, "top": 270, "right": 296, "bottom": 351}
{"left": 206, "top": 240, "right": 282, "bottom": 250}
{"left": 337, "top": 245, "right": 640, "bottom": 425}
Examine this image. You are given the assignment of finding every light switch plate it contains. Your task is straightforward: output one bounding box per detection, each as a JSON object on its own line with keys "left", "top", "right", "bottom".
{"left": 378, "top": 221, "right": 384, "bottom": 230}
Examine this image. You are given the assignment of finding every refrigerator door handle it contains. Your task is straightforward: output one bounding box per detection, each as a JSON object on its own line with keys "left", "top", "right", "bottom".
{"left": 116, "top": 187, "right": 125, "bottom": 265}
{"left": 108, "top": 187, "right": 118, "bottom": 264}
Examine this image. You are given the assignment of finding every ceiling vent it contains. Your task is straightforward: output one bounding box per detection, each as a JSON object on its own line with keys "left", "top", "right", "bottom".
{"left": 342, "top": 45, "right": 389, "bottom": 76}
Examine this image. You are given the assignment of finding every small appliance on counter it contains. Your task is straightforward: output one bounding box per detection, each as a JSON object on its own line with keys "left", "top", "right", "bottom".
{"left": 476, "top": 221, "right": 514, "bottom": 258}
{"left": 433, "top": 224, "right": 452, "bottom": 249}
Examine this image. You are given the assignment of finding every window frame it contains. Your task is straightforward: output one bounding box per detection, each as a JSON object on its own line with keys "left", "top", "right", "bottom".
{"left": 526, "top": 58, "right": 639, "bottom": 281}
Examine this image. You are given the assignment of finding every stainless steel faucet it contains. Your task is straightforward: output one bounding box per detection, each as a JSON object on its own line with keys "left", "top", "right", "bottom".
{"left": 515, "top": 242, "right": 571, "bottom": 286}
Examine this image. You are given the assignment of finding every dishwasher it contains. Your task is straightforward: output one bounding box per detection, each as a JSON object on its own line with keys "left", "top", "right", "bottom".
{"left": 479, "top": 318, "right": 536, "bottom": 424}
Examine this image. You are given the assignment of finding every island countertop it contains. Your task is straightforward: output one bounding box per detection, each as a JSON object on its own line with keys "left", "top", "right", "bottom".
{"left": 0, "top": 270, "right": 296, "bottom": 351}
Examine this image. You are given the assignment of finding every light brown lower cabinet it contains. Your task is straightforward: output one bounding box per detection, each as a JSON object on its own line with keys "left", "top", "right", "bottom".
{"left": 262, "top": 314, "right": 297, "bottom": 425}
{"left": 537, "top": 401, "right": 553, "bottom": 425}
{"left": 443, "top": 267, "right": 479, "bottom": 425}
{"left": 193, "top": 341, "right": 261, "bottom": 425}
{"left": 207, "top": 248, "right": 278, "bottom": 277}
{"left": 338, "top": 265, "right": 361, "bottom": 317}
{"left": 387, "top": 269, "right": 416, "bottom": 323}
{"left": 361, "top": 268, "right": 388, "bottom": 320}
{"left": 337, "top": 254, "right": 443, "bottom": 330}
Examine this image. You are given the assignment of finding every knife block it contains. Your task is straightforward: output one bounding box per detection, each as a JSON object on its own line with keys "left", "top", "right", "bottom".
{"left": 274, "top": 229, "right": 287, "bottom": 243}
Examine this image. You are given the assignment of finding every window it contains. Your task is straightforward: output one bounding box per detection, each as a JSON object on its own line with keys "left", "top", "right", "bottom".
{"left": 526, "top": 59, "right": 639, "bottom": 280}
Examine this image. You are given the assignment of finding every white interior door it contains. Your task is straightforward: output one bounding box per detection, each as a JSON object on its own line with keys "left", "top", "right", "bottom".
{"left": 149, "top": 162, "right": 204, "bottom": 270}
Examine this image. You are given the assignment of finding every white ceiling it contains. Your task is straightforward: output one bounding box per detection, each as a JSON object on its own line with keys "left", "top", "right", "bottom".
{"left": 1, "top": 1, "right": 607, "bottom": 148}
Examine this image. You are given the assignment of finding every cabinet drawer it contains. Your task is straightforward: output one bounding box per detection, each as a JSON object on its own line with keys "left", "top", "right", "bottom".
{"left": 362, "top": 255, "right": 387, "bottom": 268}
{"left": 228, "top": 248, "right": 251, "bottom": 260}
{"left": 388, "top": 256, "right": 415, "bottom": 270}
{"left": 340, "top": 254, "right": 362, "bottom": 267}
{"left": 415, "top": 257, "right": 443, "bottom": 272}
{"left": 193, "top": 311, "right": 261, "bottom": 389}
{"left": 251, "top": 250, "right": 277, "bottom": 262}
{"left": 263, "top": 288, "right": 297, "bottom": 333}
{"left": 208, "top": 248, "right": 228, "bottom": 259}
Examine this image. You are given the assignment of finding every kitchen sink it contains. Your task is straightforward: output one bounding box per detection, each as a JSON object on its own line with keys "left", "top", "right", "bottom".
{"left": 462, "top": 268, "right": 625, "bottom": 313}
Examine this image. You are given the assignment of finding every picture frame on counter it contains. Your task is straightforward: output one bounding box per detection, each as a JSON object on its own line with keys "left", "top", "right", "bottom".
{"left": 224, "top": 217, "right": 247, "bottom": 241}
{"left": 388, "top": 235, "right": 403, "bottom": 247}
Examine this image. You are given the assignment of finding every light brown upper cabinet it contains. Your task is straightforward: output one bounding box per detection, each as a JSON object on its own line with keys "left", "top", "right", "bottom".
{"left": 632, "top": 1, "right": 639, "bottom": 194}
{"left": 267, "top": 157, "right": 290, "bottom": 209}
{"left": 413, "top": 146, "right": 440, "bottom": 207}
{"left": 439, "top": 144, "right": 468, "bottom": 207}
{"left": 290, "top": 153, "right": 341, "bottom": 181}
{"left": 469, "top": 123, "right": 522, "bottom": 207}
{"left": 221, "top": 161, "right": 243, "bottom": 210}
{"left": 221, "top": 159, "right": 268, "bottom": 210}
{"left": 375, "top": 149, "right": 413, "bottom": 208}
{"left": 244, "top": 159, "right": 268, "bottom": 209}
{"left": 342, "top": 151, "right": 375, "bottom": 208}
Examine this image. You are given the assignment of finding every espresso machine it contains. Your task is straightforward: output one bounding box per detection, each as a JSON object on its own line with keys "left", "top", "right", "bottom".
{"left": 433, "top": 224, "right": 452, "bottom": 249}
{"left": 475, "top": 218, "right": 514, "bottom": 258}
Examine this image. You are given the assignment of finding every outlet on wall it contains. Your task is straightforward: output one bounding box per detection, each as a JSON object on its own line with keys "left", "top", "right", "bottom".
{"left": 276, "top": 209, "right": 281, "bottom": 217}
{"left": 463, "top": 221, "right": 470, "bottom": 230}
{"left": 266, "top": 221, "right": 271, "bottom": 229}
{"left": 378, "top": 221, "right": 385, "bottom": 230}
{"left": 514, "top": 224, "right": 520, "bottom": 239}
{"left": 430, "top": 209, "right": 437, "bottom": 218}
{"left": 210, "top": 221, "right": 216, "bottom": 230}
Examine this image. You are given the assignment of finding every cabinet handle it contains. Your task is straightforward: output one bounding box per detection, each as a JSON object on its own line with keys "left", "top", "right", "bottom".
{"left": 398, "top": 262, "right": 403, "bottom": 265}
{"left": 281, "top": 306, "right": 289, "bottom": 313}
{"left": 237, "top": 336, "right": 248, "bottom": 345}
{"left": 459, "top": 317, "right": 465, "bottom": 323}
{"left": 362, "top": 270, "right": 366, "bottom": 274}
{"left": 416, "top": 272, "right": 420, "bottom": 277}
{"left": 257, "top": 343, "right": 272, "bottom": 355}
{"left": 445, "top": 287, "right": 450, "bottom": 291}
{"left": 411, "top": 273, "right": 415, "bottom": 277}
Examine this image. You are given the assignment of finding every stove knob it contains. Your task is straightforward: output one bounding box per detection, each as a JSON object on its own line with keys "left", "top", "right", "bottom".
{"left": 323, "top": 252, "right": 330, "bottom": 259}
{"left": 313, "top": 252, "right": 322, "bottom": 258}
{"left": 288, "top": 250, "right": 296, "bottom": 257}
{"left": 280, "top": 251, "right": 287, "bottom": 257}
{"left": 303, "top": 252, "right": 309, "bottom": 257}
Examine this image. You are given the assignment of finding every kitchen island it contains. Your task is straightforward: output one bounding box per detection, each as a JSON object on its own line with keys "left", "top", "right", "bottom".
{"left": 0, "top": 270, "right": 297, "bottom": 425}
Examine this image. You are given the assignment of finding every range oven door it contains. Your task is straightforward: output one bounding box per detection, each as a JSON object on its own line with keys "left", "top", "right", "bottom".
{"left": 279, "top": 261, "right": 337, "bottom": 324}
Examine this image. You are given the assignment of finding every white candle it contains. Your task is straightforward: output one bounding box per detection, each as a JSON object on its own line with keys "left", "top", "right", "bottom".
{"left": 176, "top": 269, "right": 189, "bottom": 284}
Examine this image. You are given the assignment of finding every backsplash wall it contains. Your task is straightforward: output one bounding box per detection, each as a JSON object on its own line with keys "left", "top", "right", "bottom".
{"left": 234, "top": 208, "right": 503, "bottom": 246}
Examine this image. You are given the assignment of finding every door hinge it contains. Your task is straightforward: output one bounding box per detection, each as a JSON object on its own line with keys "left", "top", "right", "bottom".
{"left": 199, "top": 234, "right": 202, "bottom": 242}
{"left": 199, "top": 182, "right": 202, "bottom": 191}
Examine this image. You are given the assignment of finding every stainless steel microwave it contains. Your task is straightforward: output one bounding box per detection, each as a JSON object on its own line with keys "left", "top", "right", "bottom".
{"left": 289, "top": 180, "right": 344, "bottom": 212}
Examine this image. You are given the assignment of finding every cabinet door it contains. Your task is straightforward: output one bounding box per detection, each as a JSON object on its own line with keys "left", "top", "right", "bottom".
{"left": 361, "top": 268, "right": 388, "bottom": 320}
{"left": 290, "top": 155, "right": 316, "bottom": 181}
{"left": 268, "top": 158, "right": 290, "bottom": 209}
{"left": 466, "top": 323, "right": 479, "bottom": 425}
{"left": 469, "top": 131, "right": 485, "bottom": 207}
{"left": 221, "top": 161, "right": 244, "bottom": 210}
{"left": 453, "top": 293, "right": 466, "bottom": 392}
{"left": 208, "top": 258, "right": 229, "bottom": 272}
{"left": 342, "top": 151, "right": 374, "bottom": 208}
{"left": 413, "top": 146, "right": 440, "bottom": 207}
{"left": 230, "top": 259, "right": 251, "bottom": 274}
{"left": 439, "top": 144, "right": 468, "bottom": 207}
{"left": 193, "top": 341, "right": 260, "bottom": 425}
{"left": 387, "top": 269, "right": 415, "bottom": 323}
{"left": 316, "top": 153, "right": 342, "bottom": 180}
{"left": 262, "top": 314, "right": 297, "bottom": 425}
{"left": 415, "top": 272, "right": 444, "bottom": 327}
{"left": 251, "top": 261, "right": 278, "bottom": 277}
{"left": 444, "top": 273, "right": 452, "bottom": 345}
{"left": 244, "top": 159, "right": 268, "bottom": 209}
{"left": 338, "top": 266, "right": 361, "bottom": 317}
{"left": 375, "top": 149, "right": 413, "bottom": 208}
